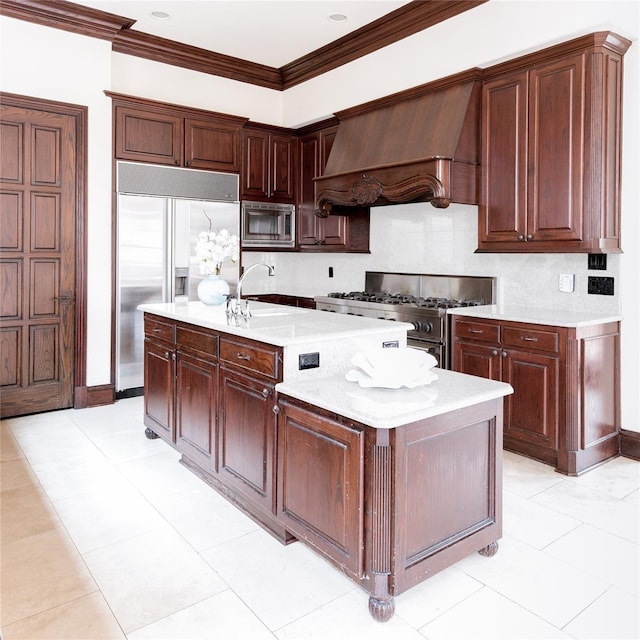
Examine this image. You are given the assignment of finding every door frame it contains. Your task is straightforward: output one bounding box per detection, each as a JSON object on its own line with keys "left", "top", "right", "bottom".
{"left": 1, "top": 92, "right": 90, "bottom": 408}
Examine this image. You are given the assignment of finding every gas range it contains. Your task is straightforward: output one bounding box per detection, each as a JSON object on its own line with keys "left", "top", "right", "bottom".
{"left": 315, "top": 272, "right": 496, "bottom": 369}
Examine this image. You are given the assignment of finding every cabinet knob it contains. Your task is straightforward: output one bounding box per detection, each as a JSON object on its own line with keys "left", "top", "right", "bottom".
{"left": 272, "top": 405, "right": 280, "bottom": 415}
{"left": 517, "top": 235, "right": 525, "bottom": 241}
{"left": 262, "top": 388, "right": 270, "bottom": 398}
{"left": 492, "top": 349, "right": 498, "bottom": 356}
{"left": 526, "top": 234, "right": 533, "bottom": 240}
{"left": 502, "top": 351, "right": 508, "bottom": 357}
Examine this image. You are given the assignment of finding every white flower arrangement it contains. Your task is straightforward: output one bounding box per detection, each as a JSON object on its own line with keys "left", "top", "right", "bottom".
{"left": 195, "top": 228, "right": 240, "bottom": 276}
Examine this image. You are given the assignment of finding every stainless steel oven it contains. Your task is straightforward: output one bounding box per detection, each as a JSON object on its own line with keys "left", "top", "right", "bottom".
{"left": 241, "top": 200, "right": 295, "bottom": 248}
{"left": 315, "top": 272, "right": 496, "bottom": 369}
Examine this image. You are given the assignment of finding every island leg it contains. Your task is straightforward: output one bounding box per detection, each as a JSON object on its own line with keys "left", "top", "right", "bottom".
{"left": 368, "top": 430, "right": 395, "bottom": 622}
{"left": 478, "top": 540, "right": 499, "bottom": 557}
{"left": 144, "top": 427, "right": 159, "bottom": 440}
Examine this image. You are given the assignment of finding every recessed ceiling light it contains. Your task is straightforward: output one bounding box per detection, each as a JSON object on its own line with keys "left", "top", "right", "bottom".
{"left": 151, "top": 11, "right": 170, "bottom": 20}
{"left": 328, "top": 13, "right": 347, "bottom": 23}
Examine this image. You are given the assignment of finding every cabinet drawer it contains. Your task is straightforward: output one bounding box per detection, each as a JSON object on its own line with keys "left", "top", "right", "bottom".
{"left": 220, "top": 338, "right": 280, "bottom": 380}
{"left": 502, "top": 325, "right": 559, "bottom": 353}
{"left": 453, "top": 319, "right": 500, "bottom": 343}
{"left": 177, "top": 325, "right": 218, "bottom": 358}
{"left": 144, "top": 315, "right": 176, "bottom": 344}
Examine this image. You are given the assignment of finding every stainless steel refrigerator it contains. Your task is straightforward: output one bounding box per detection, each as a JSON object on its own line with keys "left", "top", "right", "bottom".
{"left": 116, "top": 161, "right": 240, "bottom": 394}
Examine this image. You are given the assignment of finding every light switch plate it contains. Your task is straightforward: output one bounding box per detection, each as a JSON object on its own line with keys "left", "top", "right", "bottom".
{"left": 559, "top": 273, "right": 575, "bottom": 293}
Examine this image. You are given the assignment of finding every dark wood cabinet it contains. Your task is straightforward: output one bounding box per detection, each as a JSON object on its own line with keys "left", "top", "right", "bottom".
{"left": 109, "top": 93, "right": 245, "bottom": 172}
{"left": 144, "top": 315, "right": 219, "bottom": 469}
{"left": 297, "top": 123, "right": 369, "bottom": 252}
{"left": 277, "top": 398, "right": 364, "bottom": 577}
{"left": 452, "top": 315, "right": 620, "bottom": 474}
{"left": 144, "top": 337, "right": 176, "bottom": 444}
{"left": 242, "top": 125, "right": 296, "bottom": 202}
{"left": 479, "top": 32, "right": 630, "bottom": 253}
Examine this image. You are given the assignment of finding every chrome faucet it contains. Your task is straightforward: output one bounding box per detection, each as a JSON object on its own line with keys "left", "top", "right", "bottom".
{"left": 227, "top": 262, "right": 275, "bottom": 319}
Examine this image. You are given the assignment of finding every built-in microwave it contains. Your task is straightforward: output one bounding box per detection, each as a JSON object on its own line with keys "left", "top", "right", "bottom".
{"left": 241, "top": 201, "right": 296, "bottom": 248}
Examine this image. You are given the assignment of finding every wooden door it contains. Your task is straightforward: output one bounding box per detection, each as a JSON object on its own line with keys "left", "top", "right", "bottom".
{"left": 297, "top": 133, "right": 321, "bottom": 245}
{"left": 527, "top": 54, "right": 584, "bottom": 242}
{"left": 143, "top": 338, "right": 176, "bottom": 443}
{"left": 218, "top": 367, "right": 276, "bottom": 512}
{"left": 1, "top": 103, "right": 77, "bottom": 417}
{"left": 242, "top": 130, "right": 269, "bottom": 199}
{"left": 269, "top": 134, "right": 295, "bottom": 201}
{"left": 175, "top": 350, "right": 217, "bottom": 469}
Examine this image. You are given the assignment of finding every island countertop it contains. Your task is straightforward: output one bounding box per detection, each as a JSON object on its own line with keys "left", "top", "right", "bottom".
{"left": 448, "top": 304, "right": 621, "bottom": 327}
{"left": 276, "top": 368, "right": 513, "bottom": 429}
{"left": 138, "top": 300, "right": 412, "bottom": 347}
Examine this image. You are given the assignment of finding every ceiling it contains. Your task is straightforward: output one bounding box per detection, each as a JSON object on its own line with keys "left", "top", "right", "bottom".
{"left": 72, "top": 0, "right": 412, "bottom": 68}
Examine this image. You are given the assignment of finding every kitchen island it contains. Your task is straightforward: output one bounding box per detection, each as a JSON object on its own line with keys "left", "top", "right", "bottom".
{"left": 139, "top": 301, "right": 512, "bottom": 621}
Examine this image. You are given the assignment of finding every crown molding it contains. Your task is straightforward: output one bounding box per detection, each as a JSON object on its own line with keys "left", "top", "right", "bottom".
{"left": 2, "top": 0, "right": 488, "bottom": 91}
{"left": 112, "top": 29, "right": 283, "bottom": 90}
{"left": 281, "top": 0, "right": 488, "bottom": 89}
{"left": 0, "top": 0, "right": 134, "bottom": 40}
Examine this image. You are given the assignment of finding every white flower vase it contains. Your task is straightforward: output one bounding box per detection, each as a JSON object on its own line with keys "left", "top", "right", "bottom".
{"left": 197, "top": 274, "right": 230, "bottom": 305}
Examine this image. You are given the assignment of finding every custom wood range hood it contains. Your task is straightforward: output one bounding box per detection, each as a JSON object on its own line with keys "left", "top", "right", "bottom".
{"left": 315, "top": 69, "right": 482, "bottom": 216}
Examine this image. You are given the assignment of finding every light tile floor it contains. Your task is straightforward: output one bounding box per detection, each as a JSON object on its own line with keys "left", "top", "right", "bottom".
{"left": 1, "top": 397, "right": 638, "bottom": 639}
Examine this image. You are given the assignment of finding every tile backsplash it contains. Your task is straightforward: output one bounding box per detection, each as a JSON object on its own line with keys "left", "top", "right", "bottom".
{"left": 242, "top": 202, "right": 621, "bottom": 315}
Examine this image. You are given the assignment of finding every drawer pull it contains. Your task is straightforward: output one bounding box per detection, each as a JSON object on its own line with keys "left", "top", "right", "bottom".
{"left": 237, "top": 353, "right": 251, "bottom": 361}
{"left": 469, "top": 329, "right": 484, "bottom": 334}
{"left": 521, "top": 336, "right": 539, "bottom": 342}
{"left": 153, "top": 328, "right": 162, "bottom": 332}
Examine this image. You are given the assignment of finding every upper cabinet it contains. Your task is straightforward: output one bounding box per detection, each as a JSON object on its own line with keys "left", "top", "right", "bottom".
{"left": 109, "top": 93, "right": 246, "bottom": 172}
{"left": 242, "top": 125, "right": 296, "bottom": 202}
{"left": 478, "top": 32, "right": 631, "bottom": 253}
{"left": 297, "top": 121, "right": 370, "bottom": 252}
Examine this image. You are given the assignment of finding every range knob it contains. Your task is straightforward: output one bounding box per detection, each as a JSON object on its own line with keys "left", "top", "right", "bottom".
{"left": 420, "top": 321, "right": 434, "bottom": 333}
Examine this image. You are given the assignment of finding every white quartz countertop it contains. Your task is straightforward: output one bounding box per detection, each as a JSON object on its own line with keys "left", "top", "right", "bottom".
{"left": 138, "top": 301, "right": 411, "bottom": 347}
{"left": 448, "top": 305, "right": 622, "bottom": 328}
{"left": 277, "top": 368, "right": 513, "bottom": 429}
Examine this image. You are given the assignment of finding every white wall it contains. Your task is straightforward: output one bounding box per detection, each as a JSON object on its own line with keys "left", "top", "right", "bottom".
{"left": 1, "top": 2, "right": 638, "bottom": 432}
{"left": 0, "top": 17, "right": 114, "bottom": 388}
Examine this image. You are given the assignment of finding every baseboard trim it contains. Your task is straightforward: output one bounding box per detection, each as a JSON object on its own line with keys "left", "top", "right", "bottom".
{"left": 620, "top": 429, "right": 640, "bottom": 461}
{"left": 75, "top": 384, "right": 115, "bottom": 409}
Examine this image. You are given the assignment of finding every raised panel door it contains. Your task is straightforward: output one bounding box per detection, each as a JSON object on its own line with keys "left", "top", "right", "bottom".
{"left": 115, "top": 106, "right": 182, "bottom": 165}
{"left": 502, "top": 349, "right": 559, "bottom": 454}
{"left": 0, "top": 104, "right": 76, "bottom": 417}
{"left": 479, "top": 72, "right": 528, "bottom": 245}
{"left": 452, "top": 341, "right": 501, "bottom": 381}
{"left": 176, "top": 351, "right": 218, "bottom": 469}
{"left": 143, "top": 339, "right": 175, "bottom": 443}
{"left": 528, "top": 54, "right": 584, "bottom": 242}
{"left": 270, "top": 134, "right": 295, "bottom": 201}
{"left": 277, "top": 398, "right": 364, "bottom": 577}
{"left": 297, "top": 134, "right": 321, "bottom": 246}
{"left": 184, "top": 117, "right": 241, "bottom": 172}
{"left": 219, "top": 367, "right": 276, "bottom": 512}
{"left": 242, "top": 130, "right": 269, "bottom": 199}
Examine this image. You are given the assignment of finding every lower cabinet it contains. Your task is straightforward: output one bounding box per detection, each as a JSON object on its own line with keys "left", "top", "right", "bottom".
{"left": 277, "top": 397, "right": 364, "bottom": 577}
{"left": 218, "top": 367, "right": 277, "bottom": 514}
{"left": 452, "top": 315, "right": 620, "bottom": 474}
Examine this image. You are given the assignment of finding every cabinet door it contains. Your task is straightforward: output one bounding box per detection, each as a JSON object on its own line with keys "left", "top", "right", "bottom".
{"left": 184, "top": 118, "right": 241, "bottom": 172}
{"left": 143, "top": 340, "right": 176, "bottom": 443}
{"left": 527, "top": 54, "right": 584, "bottom": 242}
{"left": 270, "top": 134, "right": 295, "bottom": 201}
{"left": 115, "top": 106, "right": 182, "bottom": 165}
{"left": 502, "top": 348, "right": 559, "bottom": 454}
{"left": 452, "top": 341, "right": 501, "bottom": 381}
{"left": 297, "top": 134, "right": 322, "bottom": 246}
{"left": 175, "top": 351, "right": 218, "bottom": 469}
{"left": 479, "top": 72, "right": 528, "bottom": 245}
{"left": 277, "top": 398, "right": 364, "bottom": 577}
{"left": 219, "top": 367, "right": 276, "bottom": 512}
{"left": 242, "top": 130, "right": 269, "bottom": 198}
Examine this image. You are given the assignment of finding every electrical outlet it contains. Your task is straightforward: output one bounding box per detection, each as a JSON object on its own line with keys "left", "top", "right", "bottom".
{"left": 382, "top": 340, "right": 399, "bottom": 348}
{"left": 298, "top": 352, "right": 320, "bottom": 370}
{"left": 588, "top": 254, "right": 607, "bottom": 270}
{"left": 328, "top": 266, "right": 334, "bottom": 278}
{"left": 588, "top": 276, "right": 614, "bottom": 296}
{"left": 559, "top": 274, "right": 575, "bottom": 293}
